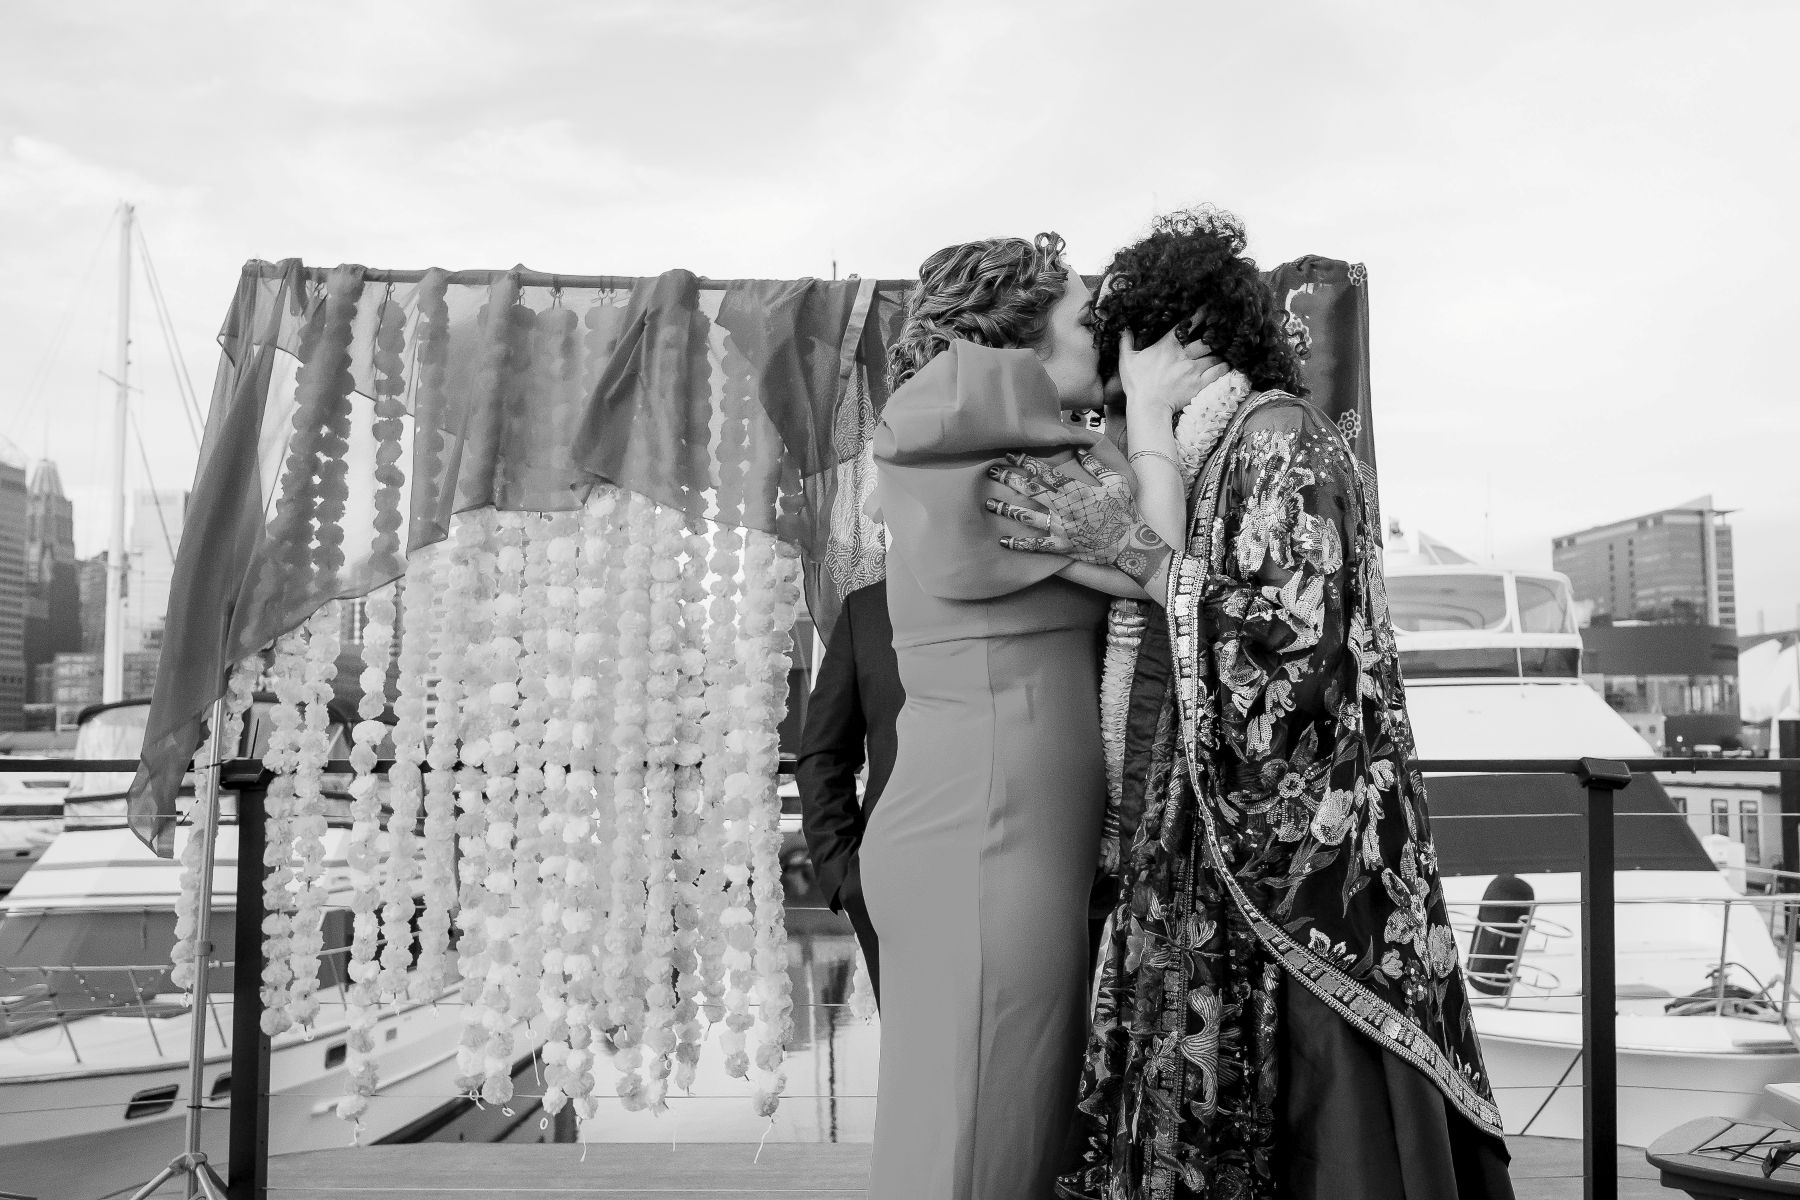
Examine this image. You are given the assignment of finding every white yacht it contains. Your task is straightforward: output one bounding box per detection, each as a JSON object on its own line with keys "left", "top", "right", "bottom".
{"left": 1387, "top": 526, "right": 1799, "bottom": 1148}
{"left": 0, "top": 699, "right": 501, "bottom": 1200}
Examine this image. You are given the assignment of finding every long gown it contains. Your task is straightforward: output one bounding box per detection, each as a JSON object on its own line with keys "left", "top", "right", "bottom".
{"left": 1061, "top": 392, "right": 1514, "bottom": 1198}
{"left": 862, "top": 340, "right": 1113, "bottom": 1200}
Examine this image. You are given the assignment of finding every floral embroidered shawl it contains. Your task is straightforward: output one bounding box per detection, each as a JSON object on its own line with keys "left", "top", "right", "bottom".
{"left": 1062, "top": 392, "right": 1501, "bottom": 1200}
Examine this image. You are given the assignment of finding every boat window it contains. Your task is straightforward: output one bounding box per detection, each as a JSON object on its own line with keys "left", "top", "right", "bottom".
{"left": 0, "top": 908, "right": 240, "bottom": 1025}
{"left": 1397, "top": 648, "right": 1519, "bottom": 680}
{"left": 1516, "top": 576, "right": 1576, "bottom": 634}
{"left": 1518, "top": 648, "right": 1581, "bottom": 679}
{"left": 1386, "top": 575, "right": 1510, "bottom": 633}
{"left": 64, "top": 705, "right": 152, "bottom": 803}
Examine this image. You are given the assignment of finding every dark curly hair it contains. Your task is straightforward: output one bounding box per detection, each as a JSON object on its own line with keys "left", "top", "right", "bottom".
{"left": 886, "top": 232, "right": 1069, "bottom": 391}
{"left": 1090, "top": 205, "right": 1307, "bottom": 396}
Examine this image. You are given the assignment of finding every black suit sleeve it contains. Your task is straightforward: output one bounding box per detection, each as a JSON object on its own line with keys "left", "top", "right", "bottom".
{"left": 794, "top": 602, "right": 867, "bottom": 912}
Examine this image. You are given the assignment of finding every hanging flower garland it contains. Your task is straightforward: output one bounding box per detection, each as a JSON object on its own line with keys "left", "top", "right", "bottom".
{"left": 171, "top": 654, "right": 259, "bottom": 993}
{"left": 259, "top": 627, "right": 308, "bottom": 1036}
{"left": 381, "top": 557, "right": 436, "bottom": 1000}
{"left": 739, "top": 530, "right": 801, "bottom": 1116}
{"left": 627, "top": 504, "right": 693, "bottom": 1111}
{"left": 541, "top": 488, "right": 627, "bottom": 1122}
{"left": 505, "top": 513, "right": 565, "bottom": 1088}
{"left": 694, "top": 518, "right": 744, "bottom": 1041}
{"left": 466, "top": 510, "right": 528, "bottom": 1104}
{"left": 339, "top": 585, "right": 395, "bottom": 1128}
{"left": 418, "top": 520, "right": 486, "bottom": 1000}
{"left": 667, "top": 525, "right": 713, "bottom": 1097}
{"left": 533, "top": 499, "right": 598, "bottom": 1121}
{"left": 704, "top": 320, "right": 761, "bottom": 1093}
{"left": 283, "top": 601, "right": 342, "bottom": 1033}
{"left": 602, "top": 493, "right": 656, "bottom": 1110}
{"left": 368, "top": 287, "right": 410, "bottom": 581}
{"left": 450, "top": 509, "right": 505, "bottom": 1096}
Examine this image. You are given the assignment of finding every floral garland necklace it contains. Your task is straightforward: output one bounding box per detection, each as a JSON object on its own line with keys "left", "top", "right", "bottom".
{"left": 1171, "top": 369, "right": 1252, "bottom": 484}
{"left": 1098, "top": 369, "right": 1253, "bottom": 830}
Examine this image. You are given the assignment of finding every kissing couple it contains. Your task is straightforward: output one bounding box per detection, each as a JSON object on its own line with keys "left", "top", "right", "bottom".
{"left": 857, "top": 207, "right": 1516, "bottom": 1200}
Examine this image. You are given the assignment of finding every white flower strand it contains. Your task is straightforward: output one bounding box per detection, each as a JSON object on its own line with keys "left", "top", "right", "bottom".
{"left": 450, "top": 510, "right": 504, "bottom": 1095}
{"left": 418, "top": 532, "right": 479, "bottom": 1000}
{"left": 544, "top": 489, "right": 625, "bottom": 1122}
{"left": 697, "top": 520, "right": 746, "bottom": 1063}
{"left": 381, "top": 557, "right": 436, "bottom": 1000}
{"left": 533, "top": 501, "right": 597, "bottom": 1121}
{"left": 741, "top": 530, "right": 801, "bottom": 1116}
{"left": 339, "top": 584, "right": 396, "bottom": 1128}
{"left": 602, "top": 493, "right": 655, "bottom": 1110}
{"left": 508, "top": 514, "right": 564, "bottom": 1064}
{"left": 631, "top": 505, "right": 692, "bottom": 1111}
{"left": 172, "top": 654, "right": 259, "bottom": 992}
{"left": 285, "top": 600, "right": 342, "bottom": 1033}
{"left": 667, "top": 524, "right": 713, "bottom": 1096}
{"left": 259, "top": 627, "right": 308, "bottom": 1036}
{"left": 470, "top": 510, "right": 528, "bottom": 1105}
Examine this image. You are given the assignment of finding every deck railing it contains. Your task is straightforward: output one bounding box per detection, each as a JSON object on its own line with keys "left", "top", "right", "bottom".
{"left": 3, "top": 753, "right": 1799, "bottom": 1200}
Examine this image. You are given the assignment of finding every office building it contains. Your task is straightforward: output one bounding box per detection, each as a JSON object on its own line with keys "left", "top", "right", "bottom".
{"left": 1553, "top": 495, "right": 1736, "bottom": 629}
{"left": 78, "top": 552, "right": 109, "bottom": 653}
{"left": 23, "top": 459, "right": 82, "bottom": 707}
{"left": 1555, "top": 496, "right": 1741, "bottom": 750}
{"left": 0, "top": 444, "right": 28, "bottom": 732}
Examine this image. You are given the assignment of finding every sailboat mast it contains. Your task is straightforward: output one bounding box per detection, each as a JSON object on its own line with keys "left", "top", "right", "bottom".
{"left": 103, "top": 201, "right": 132, "bottom": 703}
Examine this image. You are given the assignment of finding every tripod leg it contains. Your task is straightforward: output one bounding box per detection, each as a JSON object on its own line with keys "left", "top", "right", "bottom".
{"left": 125, "top": 1159, "right": 181, "bottom": 1200}
{"left": 192, "top": 1159, "right": 231, "bottom": 1200}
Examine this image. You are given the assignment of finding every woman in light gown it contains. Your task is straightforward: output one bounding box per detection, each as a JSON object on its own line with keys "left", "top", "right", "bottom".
{"left": 862, "top": 233, "right": 1213, "bottom": 1200}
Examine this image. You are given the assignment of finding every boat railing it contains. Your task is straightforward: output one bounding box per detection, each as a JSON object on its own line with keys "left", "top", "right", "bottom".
{"left": 1444, "top": 893, "right": 1800, "bottom": 1021}
{"left": 1, "top": 752, "right": 1797, "bottom": 1200}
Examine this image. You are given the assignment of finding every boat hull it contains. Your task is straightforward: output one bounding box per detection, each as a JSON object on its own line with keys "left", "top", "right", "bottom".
{"left": 1475, "top": 1007, "right": 1800, "bottom": 1147}
{"left": 0, "top": 1001, "right": 480, "bottom": 1200}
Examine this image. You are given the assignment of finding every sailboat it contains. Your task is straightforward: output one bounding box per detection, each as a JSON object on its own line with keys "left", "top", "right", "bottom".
{"left": 0, "top": 206, "right": 541, "bottom": 1200}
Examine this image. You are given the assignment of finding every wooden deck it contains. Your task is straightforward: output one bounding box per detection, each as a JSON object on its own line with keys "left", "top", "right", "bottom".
{"left": 266, "top": 1138, "right": 1669, "bottom": 1199}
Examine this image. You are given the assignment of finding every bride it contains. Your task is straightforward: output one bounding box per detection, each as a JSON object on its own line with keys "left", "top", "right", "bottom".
{"left": 992, "top": 206, "right": 1516, "bottom": 1199}
{"left": 862, "top": 232, "right": 1213, "bottom": 1200}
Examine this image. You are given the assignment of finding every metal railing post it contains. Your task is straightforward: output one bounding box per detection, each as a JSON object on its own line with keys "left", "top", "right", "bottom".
{"left": 226, "top": 765, "right": 273, "bottom": 1200}
{"left": 1576, "top": 757, "right": 1631, "bottom": 1200}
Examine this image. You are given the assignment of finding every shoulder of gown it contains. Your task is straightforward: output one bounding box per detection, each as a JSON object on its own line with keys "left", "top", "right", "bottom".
{"left": 872, "top": 341, "right": 1106, "bottom": 602}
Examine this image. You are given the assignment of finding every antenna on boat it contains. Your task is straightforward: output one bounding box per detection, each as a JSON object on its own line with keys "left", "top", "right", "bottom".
{"left": 1484, "top": 474, "right": 1494, "bottom": 561}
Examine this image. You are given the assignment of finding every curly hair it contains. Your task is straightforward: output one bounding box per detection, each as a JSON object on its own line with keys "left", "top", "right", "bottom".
{"left": 1090, "top": 205, "right": 1307, "bottom": 396}
{"left": 886, "top": 232, "right": 1069, "bottom": 391}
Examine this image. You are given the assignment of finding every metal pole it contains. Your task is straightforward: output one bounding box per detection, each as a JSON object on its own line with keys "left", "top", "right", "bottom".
{"left": 184, "top": 697, "right": 228, "bottom": 1164}
{"left": 1577, "top": 757, "right": 1630, "bottom": 1200}
{"left": 1715, "top": 899, "right": 1733, "bottom": 1014}
{"left": 103, "top": 201, "right": 133, "bottom": 704}
{"left": 227, "top": 768, "right": 272, "bottom": 1200}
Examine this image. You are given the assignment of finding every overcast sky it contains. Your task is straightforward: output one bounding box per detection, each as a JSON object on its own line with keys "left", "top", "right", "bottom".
{"left": 2, "top": 0, "right": 1796, "bottom": 631}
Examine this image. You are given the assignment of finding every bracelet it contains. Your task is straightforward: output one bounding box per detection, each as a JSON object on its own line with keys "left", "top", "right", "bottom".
{"left": 1128, "top": 447, "right": 1183, "bottom": 474}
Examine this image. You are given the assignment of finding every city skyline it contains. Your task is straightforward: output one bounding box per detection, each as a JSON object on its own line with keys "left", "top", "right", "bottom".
{"left": 1, "top": 1, "right": 1796, "bottom": 630}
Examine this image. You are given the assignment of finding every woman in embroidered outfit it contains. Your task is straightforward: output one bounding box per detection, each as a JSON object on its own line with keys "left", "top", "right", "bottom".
{"left": 992, "top": 208, "right": 1516, "bottom": 1199}
{"left": 863, "top": 233, "right": 1216, "bottom": 1200}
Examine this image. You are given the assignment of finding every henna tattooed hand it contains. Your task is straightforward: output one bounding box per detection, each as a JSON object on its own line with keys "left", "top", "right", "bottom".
{"left": 983, "top": 449, "right": 1173, "bottom": 586}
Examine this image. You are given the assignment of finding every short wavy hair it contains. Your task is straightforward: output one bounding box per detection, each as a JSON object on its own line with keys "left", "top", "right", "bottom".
{"left": 886, "top": 232, "right": 1069, "bottom": 391}
{"left": 1091, "top": 205, "right": 1306, "bottom": 396}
